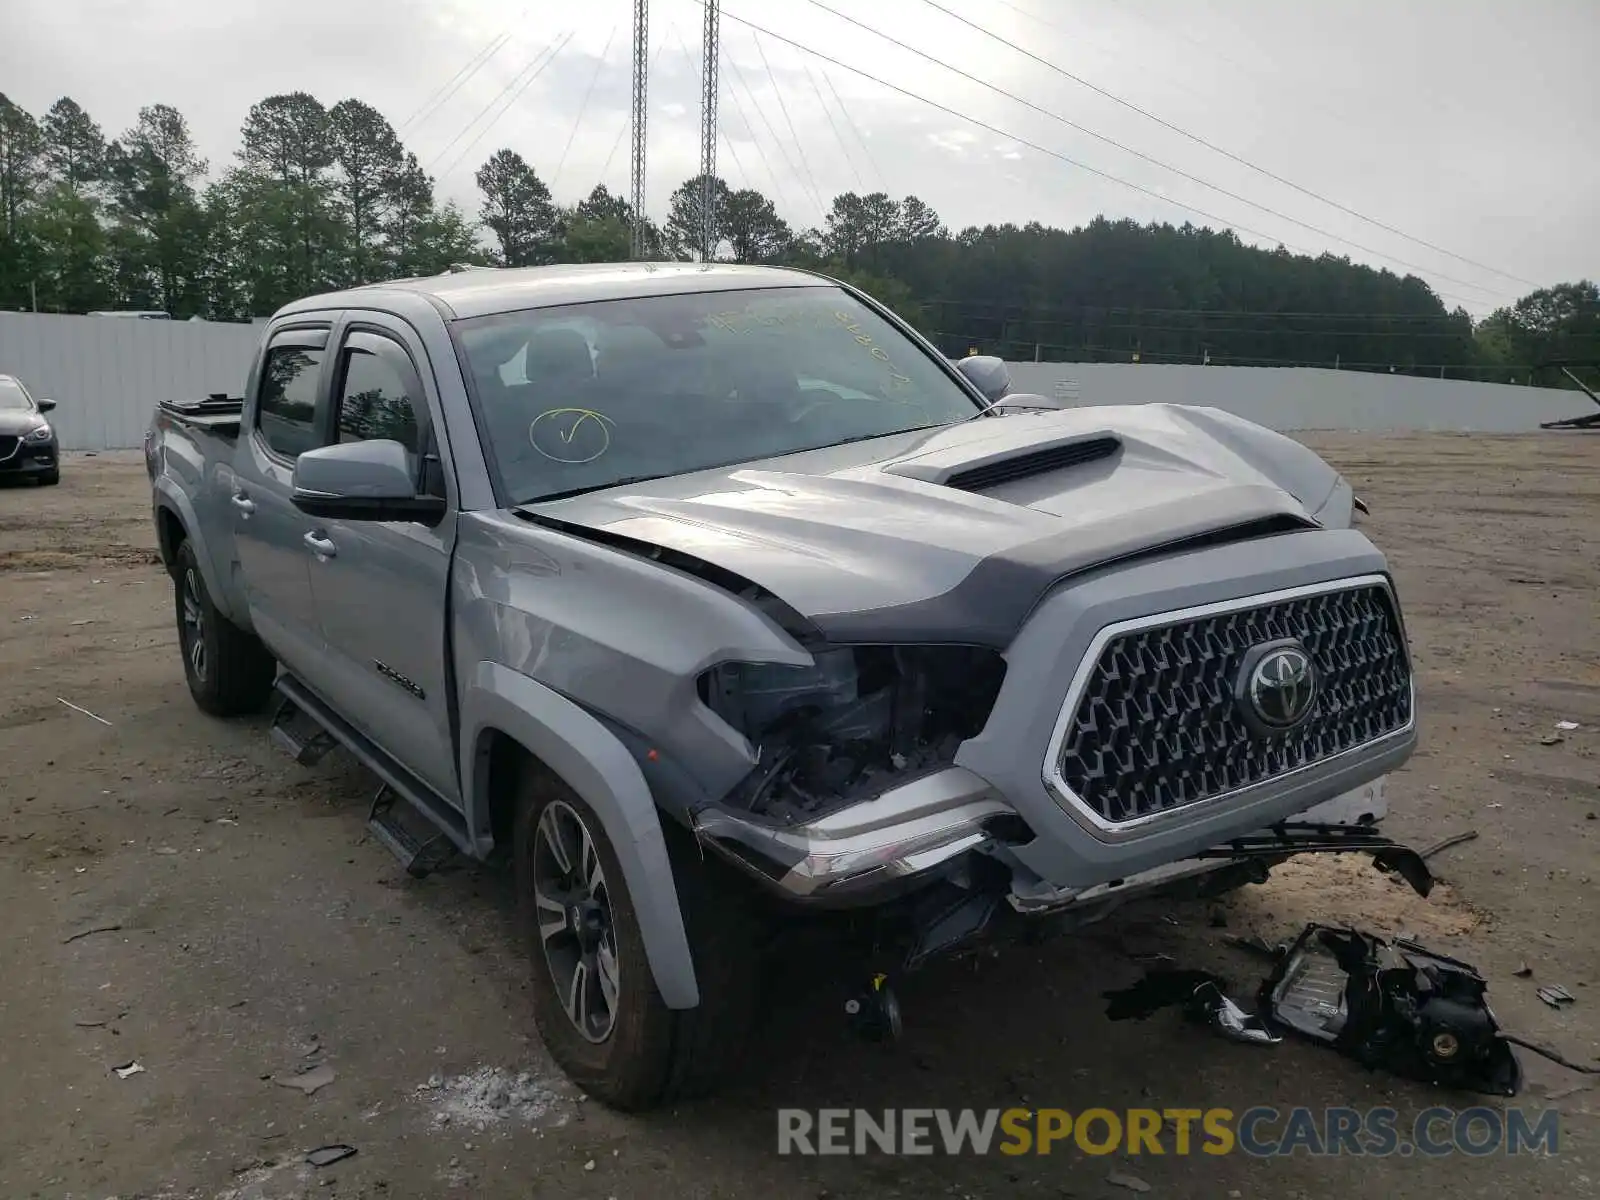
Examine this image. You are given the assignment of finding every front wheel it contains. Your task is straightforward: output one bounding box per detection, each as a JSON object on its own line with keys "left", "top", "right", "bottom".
{"left": 173, "top": 538, "right": 276, "bottom": 716}
{"left": 37, "top": 468, "right": 59, "bottom": 486}
{"left": 514, "top": 769, "right": 759, "bottom": 1111}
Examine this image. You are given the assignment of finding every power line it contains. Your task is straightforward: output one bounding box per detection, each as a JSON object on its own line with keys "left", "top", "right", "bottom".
{"left": 719, "top": 127, "right": 751, "bottom": 190}
{"left": 434, "top": 32, "right": 576, "bottom": 178}
{"left": 400, "top": 28, "right": 514, "bottom": 134}
{"left": 801, "top": 0, "right": 1509, "bottom": 303}
{"left": 915, "top": 0, "right": 1539, "bottom": 292}
{"left": 553, "top": 26, "right": 618, "bottom": 191}
{"left": 749, "top": 31, "right": 828, "bottom": 220}
{"left": 718, "top": 8, "right": 1496, "bottom": 313}
{"left": 720, "top": 47, "right": 792, "bottom": 210}
{"left": 821, "top": 70, "right": 886, "bottom": 192}
{"left": 723, "top": 40, "right": 821, "bottom": 222}
{"left": 802, "top": 62, "right": 863, "bottom": 191}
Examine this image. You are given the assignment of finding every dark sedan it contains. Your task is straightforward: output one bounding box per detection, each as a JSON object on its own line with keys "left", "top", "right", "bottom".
{"left": 0, "top": 373, "right": 60, "bottom": 485}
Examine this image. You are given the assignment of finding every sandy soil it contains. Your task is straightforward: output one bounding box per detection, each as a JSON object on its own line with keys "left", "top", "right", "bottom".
{"left": 1, "top": 435, "right": 1596, "bottom": 1199}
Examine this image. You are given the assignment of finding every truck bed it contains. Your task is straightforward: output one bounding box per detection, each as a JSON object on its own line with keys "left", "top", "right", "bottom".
{"left": 156, "top": 394, "right": 244, "bottom": 438}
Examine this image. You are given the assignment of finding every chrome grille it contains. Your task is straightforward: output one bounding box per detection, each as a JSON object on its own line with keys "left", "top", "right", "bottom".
{"left": 0, "top": 435, "right": 19, "bottom": 463}
{"left": 1054, "top": 582, "right": 1412, "bottom": 825}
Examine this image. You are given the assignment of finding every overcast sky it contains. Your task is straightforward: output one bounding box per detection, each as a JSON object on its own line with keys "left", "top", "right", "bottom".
{"left": 4, "top": 0, "right": 1595, "bottom": 314}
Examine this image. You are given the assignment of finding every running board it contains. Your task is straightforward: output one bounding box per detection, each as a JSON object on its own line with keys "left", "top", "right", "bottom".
{"left": 269, "top": 692, "right": 337, "bottom": 765}
{"left": 271, "top": 675, "right": 472, "bottom": 872}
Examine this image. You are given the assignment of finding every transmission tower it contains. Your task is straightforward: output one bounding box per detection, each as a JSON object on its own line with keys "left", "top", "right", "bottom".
{"left": 698, "top": 0, "right": 720, "bottom": 260}
{"left": 629, "top": 0, "right": 649, "bottom": 259}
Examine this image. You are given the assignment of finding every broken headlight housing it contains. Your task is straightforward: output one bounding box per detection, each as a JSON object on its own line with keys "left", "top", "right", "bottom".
{"left": 698, "top": 645, "right": 1007, "bottom": 823}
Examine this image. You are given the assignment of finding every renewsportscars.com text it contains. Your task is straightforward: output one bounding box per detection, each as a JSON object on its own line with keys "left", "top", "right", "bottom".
{"left": 776, "top": 1106, "right": 1560, "bottom": 1158}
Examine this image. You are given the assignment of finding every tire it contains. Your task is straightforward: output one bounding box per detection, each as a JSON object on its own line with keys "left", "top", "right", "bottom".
{"left": 514, "top": 766, "right": 760, "bottom": 1111}
{"left": 173, "top": 538, "right": 276, "bottom": 716}
{"left": 38, "top": 468, "right": 59, "bottom": 486}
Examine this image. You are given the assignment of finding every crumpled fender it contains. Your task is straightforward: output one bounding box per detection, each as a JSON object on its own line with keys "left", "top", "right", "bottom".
{"left": 459, "top": 661, "right": 700, "bottom": 1010}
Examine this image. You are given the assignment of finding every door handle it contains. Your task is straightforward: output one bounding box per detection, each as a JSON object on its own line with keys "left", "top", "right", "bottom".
{"left": 231, "top": 492, "right": 256, "bottom": 516}
{"left": 303, "top": 531, "right": 337, "bottom": 559}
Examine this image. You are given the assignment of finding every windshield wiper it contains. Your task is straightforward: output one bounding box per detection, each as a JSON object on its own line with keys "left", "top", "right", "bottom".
{"left": 522, "top": 475, "right": 674, "bottom": 503}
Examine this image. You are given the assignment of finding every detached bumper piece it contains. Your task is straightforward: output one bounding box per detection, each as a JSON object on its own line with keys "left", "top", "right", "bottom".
{"left": 1261, "top": 924, "right": 1523, "bottom": 1096}
{"left": 1196, "top": 821, "right": 1434, "bottom": 897}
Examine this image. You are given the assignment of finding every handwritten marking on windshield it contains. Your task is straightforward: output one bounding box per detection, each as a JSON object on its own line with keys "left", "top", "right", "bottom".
{"left": 529, "top": 407, "right": 615, "bottom": 463}
{"left": 832, "top": 312, "right": 914, "bottom": 391}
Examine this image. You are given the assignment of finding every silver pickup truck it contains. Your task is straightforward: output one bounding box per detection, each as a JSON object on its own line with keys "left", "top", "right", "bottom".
{"left": 146, "top": 263, "right": 1426, "bottom": 1110}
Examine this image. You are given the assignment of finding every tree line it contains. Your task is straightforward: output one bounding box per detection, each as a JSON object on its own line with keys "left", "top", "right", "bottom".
{"left": 0, "top": 90, "right": 1592, "bottom": 387}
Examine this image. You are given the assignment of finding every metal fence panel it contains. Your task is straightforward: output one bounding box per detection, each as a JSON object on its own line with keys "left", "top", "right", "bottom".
{"left": 0, "top": 313, "right": 261, "bottom": 450}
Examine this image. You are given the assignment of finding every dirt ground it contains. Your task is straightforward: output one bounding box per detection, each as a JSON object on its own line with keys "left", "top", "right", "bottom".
{"left": 1, "top": 434, "right": 1596, "bottom": 1199}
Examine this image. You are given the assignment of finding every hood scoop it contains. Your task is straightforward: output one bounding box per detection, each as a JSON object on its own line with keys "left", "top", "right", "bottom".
{"left": 883, "top": 431, "right": 1121, "bottom": 493}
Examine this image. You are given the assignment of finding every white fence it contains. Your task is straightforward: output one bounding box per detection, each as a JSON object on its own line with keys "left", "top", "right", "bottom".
{"left": 1002, "top": 362, "right": 1593, "bottom": 434}
{"left": 1, "top": 311, "right": 1590, "bottom": 451}
{"left": 0, "top": 312, "right": 261, "bottom": 451}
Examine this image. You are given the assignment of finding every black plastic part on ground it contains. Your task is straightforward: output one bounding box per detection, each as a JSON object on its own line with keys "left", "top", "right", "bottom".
{"left": 1260, "top": 924, "right": 1523, "bottom": 1097}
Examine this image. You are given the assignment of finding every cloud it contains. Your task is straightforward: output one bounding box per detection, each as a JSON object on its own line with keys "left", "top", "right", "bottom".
{"left": 0, "top": 0, "right": 1592, "bottom": 309}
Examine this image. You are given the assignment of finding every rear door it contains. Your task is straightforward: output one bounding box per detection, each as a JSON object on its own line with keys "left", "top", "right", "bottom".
{"left": 231, "top": 326, "right": 331, "bottom": 674}
{"left": 302, "top": 320, "right": 461, "bottom": 804}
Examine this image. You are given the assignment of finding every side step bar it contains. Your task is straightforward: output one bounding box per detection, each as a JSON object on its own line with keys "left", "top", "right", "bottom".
{"left": 269, "top": 676, "right": 472, "bottom": 877}
{"left": 270, "top": 693, "right": 338, "bottom": 765}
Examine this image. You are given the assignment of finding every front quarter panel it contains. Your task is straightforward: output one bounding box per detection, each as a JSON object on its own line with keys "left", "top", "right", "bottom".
{"left": 459, "top": 661, "right": 701, "bottom": 1009}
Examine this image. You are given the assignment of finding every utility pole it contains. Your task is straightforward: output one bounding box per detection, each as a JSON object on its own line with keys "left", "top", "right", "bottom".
{"left": 698, "top": 0, "right": 720, "bottom": 261}
{"left": 629, "top": 0, "right": 650, "bottom": 259}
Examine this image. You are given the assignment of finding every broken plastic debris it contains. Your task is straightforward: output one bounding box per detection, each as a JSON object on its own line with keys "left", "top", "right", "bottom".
{"left": 1204, "top": 986, "right": 1282, "bottom": 1046}
{"left": 273, "top": 1063, "right": 336, "bottom": 1095}
{"left": 1262, "top": 924, "right": 1523, "bottom": 1096}
{"left": 1514, "top": 963, "right": 1533, "bottom": 978}
{"left": 113, "top": 1061, "right": 145, "bottom": 1079}
{"left": 1537, "top": 985, "right": 1575, "bottom": 1009}
{"left": 1103, "top": 969, "right": 1279, "bottom": 1045}
{"left": 305, "top": 1144, "right": 357, "bottom": 1167}
{"left": 1106, "top": 1170, "right": 1151, "bottom": 1193}
{"left": 1555, "top": 720, "right": 1580, "bottom": 731}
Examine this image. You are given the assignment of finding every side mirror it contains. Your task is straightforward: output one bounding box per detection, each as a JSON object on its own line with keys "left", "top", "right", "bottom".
{"left": 37, "top": 398, "right": 56, "bottom": 412}
{"left": 955, "top": 355, "right": 1012, "bottom": 402}
{"left": 989, "top": 392, "right": 1064, "bottom": 411}
{"left": 291, "top": 440, "right": 445, "bottom": 525}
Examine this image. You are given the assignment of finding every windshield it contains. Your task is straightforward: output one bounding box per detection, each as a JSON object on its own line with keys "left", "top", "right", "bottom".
{"left": 0, "top": 379, "right": 34, "bottom": 410}
{"left": 452, "top": 285, "right": 980, "bottom": 504}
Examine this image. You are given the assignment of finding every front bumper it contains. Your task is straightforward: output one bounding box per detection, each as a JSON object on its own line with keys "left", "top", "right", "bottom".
{"left": 692, "top": 528, "right": 1417, "bottom": 910}
{"left": 0, "top": 433, "right": 59, "bottom": 476}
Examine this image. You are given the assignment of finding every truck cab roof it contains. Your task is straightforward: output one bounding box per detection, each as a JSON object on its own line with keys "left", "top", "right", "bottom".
{"left": 274, "top": 262, "right": 834, "bottom": 322}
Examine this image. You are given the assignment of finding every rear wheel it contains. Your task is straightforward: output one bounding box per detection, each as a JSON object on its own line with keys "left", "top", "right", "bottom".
{"left": 513, "top": 767, "right": 760, "bottom": 1111}
{"left": 173, "top": 538, "right": 276, "bottom": 716}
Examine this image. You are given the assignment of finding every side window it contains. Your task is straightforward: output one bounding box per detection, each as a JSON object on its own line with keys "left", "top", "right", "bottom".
{"left": 336, "top": 347, "right": 421, "bottom": 461}
{"left": 256, "top": 346, "right": 325, "bottom": 459}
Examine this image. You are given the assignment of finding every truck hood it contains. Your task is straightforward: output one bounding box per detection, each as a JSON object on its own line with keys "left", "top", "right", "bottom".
{"left": 523, "top": 403, "right": 1355, "bottom": 645}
